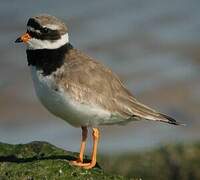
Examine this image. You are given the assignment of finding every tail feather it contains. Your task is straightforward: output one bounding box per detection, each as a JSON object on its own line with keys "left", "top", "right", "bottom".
{"left": 158, "top": 113, "right": 185, "bottom": 126}
{"left": 122, "top": 98, "right": 185, "bottom": 126}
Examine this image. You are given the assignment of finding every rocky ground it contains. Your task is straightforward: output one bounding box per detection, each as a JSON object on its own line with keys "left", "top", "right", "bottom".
{"left": 0, "top": 141, "right": 199, "bottom": 179}
{"left": 0, "top": 141, "right": 125, "bottom": 180}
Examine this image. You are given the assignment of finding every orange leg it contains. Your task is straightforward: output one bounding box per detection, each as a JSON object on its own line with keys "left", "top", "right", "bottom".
{"left": 71, "top": 128, "right": 100, "bottom": 169}
{"left": 71, "top": 126, "right": 88, "bottom": 165}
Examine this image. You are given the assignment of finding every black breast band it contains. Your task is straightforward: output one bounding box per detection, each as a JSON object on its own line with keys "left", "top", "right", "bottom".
{"left": 26, "top": 43, "right": 73, "bottom": 76}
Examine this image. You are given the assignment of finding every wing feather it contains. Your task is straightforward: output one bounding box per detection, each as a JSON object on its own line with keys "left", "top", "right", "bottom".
{"left": 54, "top": 49, "right": 180, "bottom": 125}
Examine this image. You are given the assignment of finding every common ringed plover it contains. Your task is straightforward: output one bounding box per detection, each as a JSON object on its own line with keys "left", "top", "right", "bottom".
{"left": 15, "top": 14, "right": 183, "bottom": 169}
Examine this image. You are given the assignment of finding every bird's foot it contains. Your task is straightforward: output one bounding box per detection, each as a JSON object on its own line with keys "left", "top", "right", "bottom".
{"left": 70, "top": 160, "right": 96, "bottom": 169}
{"left": 70, "top": 158, "right": 83, "bottom": 165}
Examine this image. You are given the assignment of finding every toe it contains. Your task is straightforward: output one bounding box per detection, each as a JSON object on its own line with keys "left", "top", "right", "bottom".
{"left": 83, "top": 162, "right": 96, "bottom": 169}
{"left": 70, "top": 160, "right": 91, "bottom": 167}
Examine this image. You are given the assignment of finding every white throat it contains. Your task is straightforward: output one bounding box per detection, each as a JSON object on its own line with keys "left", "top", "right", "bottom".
{"left": 27, "top": 33, "right": 69, "bottom": 50}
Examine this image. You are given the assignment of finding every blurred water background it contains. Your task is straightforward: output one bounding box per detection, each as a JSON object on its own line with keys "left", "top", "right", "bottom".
{"left": 0, "top": 0, "right": 200, "bottom": 155}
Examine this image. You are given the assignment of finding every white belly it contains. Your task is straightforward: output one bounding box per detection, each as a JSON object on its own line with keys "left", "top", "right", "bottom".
{"left": 30, "top": 66, "right": 113, "bottom": 127}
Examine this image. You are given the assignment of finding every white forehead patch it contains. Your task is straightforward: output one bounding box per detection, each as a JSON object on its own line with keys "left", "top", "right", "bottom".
{"left": 27, "top": 33, "right": 69, "bottom": 50}
{"left": 27, "top": 26, "right": 41, "bottom": 34}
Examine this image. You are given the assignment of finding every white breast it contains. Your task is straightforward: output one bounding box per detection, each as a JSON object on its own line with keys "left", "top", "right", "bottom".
{"left": 30, "top": 66, "right": 115, "bottom": 127}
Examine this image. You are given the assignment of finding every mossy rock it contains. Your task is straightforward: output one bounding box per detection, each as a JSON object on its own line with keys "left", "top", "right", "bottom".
{"left": 0, "top": 141, "right": 126, "bottom": 180}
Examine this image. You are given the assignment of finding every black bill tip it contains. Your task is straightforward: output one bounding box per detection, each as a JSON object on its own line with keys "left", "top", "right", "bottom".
{"left": 15, "top": 37, "right": 23, "bottom": 43}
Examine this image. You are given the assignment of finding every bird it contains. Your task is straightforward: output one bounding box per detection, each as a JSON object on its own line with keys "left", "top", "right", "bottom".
{"left": 15, "top": 14, "right": 183, "bottom": 169}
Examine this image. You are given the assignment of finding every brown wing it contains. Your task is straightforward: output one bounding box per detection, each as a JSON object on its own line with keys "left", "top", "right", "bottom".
{"left": 55, "top": 49, "right": 180, "bottom": 125}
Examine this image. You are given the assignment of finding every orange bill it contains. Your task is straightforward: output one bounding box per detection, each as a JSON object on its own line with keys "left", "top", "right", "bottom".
{"left": 15, "top": 33, "right": 31, "bottom": 43}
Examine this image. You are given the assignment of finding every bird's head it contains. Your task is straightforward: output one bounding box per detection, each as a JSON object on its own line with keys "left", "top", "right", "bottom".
{"left": 15, "top": 14, "right": 69, "bottom": 50}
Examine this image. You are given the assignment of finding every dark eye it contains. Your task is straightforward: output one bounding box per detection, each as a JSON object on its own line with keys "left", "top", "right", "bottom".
{"left": 43, "top": 27, "right": 49, "bottom": 33}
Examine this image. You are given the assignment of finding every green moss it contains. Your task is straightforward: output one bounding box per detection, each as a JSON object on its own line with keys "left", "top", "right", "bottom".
{"left": 0, "top": 141, "right": 126, "bottom": 180}
{"left": 2, "top": 141, "right": 199, "bottom": 179}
